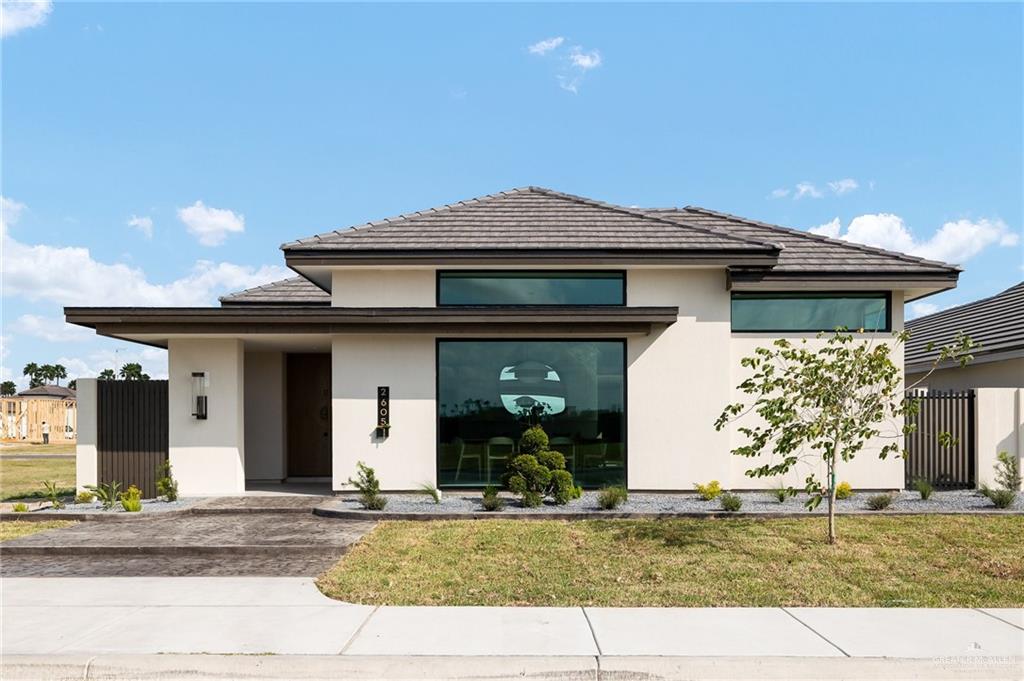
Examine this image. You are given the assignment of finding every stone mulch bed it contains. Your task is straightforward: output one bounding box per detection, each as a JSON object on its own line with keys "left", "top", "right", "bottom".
{"left": 317, "top": 489, "right": 1022, "bottom": 519}
{"left": 1, "top": 497, "right": 202, "bottom": 519}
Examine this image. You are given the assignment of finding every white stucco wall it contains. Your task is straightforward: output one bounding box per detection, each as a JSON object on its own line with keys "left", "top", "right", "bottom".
{"left": 975, "top": 388, "right": 1023, "bottom": 490}
{"left": 332, "top": 334, "right": 436, "bottom": 490}
{"left": 168, "top": 338, "right": 245, "bottom": 495}
{"left": 75, "top": 378, "right": 98, "bottom": 491}
{"left": 908, "top": 357, "right": 1024, "bottom": 391}
{"left": 244, "top": 351, "right": 286, "bottom": 481}
{"left": 332, "top": 269, "right": 436, "bottom": 307}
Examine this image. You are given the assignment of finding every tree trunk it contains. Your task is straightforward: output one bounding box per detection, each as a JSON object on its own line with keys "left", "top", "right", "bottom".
{"left": 827, "top": 461, "right": 838, "bottom": 544}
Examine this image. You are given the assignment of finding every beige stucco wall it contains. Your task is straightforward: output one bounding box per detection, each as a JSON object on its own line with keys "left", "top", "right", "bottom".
{"left": 75, "top": 378, "right": 98, "bottom": 491}
{"left": 975, "top": 387, "right": 1023, "bottom": 489}
{"left": 332, "top": 269, "right": 436, "bottom": 307}
{"left": 168, "top": 338, "right": 245, "bottom": 495}
{"left": 332, "top": 334, "right": 437, "bottom": 490}
{"left": 244, "top": 351, "right": 286, "bottom": 481}
{"left": 908, "top": 357, "right": 1024, "bottom": 391}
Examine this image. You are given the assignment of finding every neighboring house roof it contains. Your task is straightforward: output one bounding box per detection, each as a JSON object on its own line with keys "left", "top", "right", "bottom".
{"left": 219, "top": 276, "right": 330, "bottom": 306}
{"left": 16, "top": 385, "right": 76, "bottom": 399}
{"left": 905, "top": 281, "right": 1024, "bottom": 372}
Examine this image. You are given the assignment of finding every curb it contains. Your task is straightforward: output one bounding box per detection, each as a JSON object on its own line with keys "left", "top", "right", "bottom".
{"left": 0, "top": 544, "right": 350, "bottom": 557}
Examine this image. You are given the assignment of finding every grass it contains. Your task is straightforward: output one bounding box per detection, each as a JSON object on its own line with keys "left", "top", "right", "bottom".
{"left": 0, "top": 520, "right": 76, "bottom": 542}
{"left": 0, "top": 457, "right": 76, "bottom": 500}
{"left": 0, "top": 443, "right": 77, "bottom": 456}
{"left": 317, "top": 516, "right": 1024, "bottom": 608}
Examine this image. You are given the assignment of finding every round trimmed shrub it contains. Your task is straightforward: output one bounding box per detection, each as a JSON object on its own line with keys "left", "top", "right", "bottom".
{"left": 519, "top": 426, "right": 549, "bottom": 455}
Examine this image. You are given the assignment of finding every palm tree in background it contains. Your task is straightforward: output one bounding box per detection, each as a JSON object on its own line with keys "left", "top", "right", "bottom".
{"left": 119, "top": 363, "right": 150, "bottom": 381}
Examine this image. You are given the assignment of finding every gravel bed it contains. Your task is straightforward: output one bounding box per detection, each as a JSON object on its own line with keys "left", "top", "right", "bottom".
{"left": 26, "top": 497, "right": 202, "bottom": 515}
{"left": 328, "top": 489, "right": 1023, "bottom": 515}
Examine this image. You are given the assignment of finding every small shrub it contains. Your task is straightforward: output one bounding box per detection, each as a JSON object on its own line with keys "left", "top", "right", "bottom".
{"left": 597, "top": 486, "right": 628, "bottom": 510}
{"left": 694, "top": 480, "right": 721, "bottom": 501}
{"left": 835, "top": 481, "right": 854, "bottom": 500}
{"left": 912, "top": 478, "right": 934, "bottom": 500}
{"left": 720, "top": 493, "right": 742, "bottom": 512}
{"left": 348, "top": 461, "right": 387, "bottom": 510}
{"left": 988, "top": 488, "right": 1016, "bottom": 509}
{"left": 503, "top": 426, "right": 578, "bottom": 507}
{"left": 41, "top": 481, "right": 65, "bottom": 510}
{"left": 86, "top": 481, "right": 122, "bottom": 510}
{"left": 155, "top": 461, "right": 179, "bottom": 502}
{"left": 481, "top": 485, "right": 506, "bottom": 512}
{"left": 75, "top": 491, "right": 95, "bottom": 504}
{"left": 119, "top": 485, "right": 143, "bottom": 513}
{"left": 866, "top": 493, "right": 893, "bottom": 510}
{"left": 12, "top": 502, "right": 28, "bottom": 512}
{"left": 771, "top": 484, "right": 792, "bottom": 503}
{"left": 362, "top": 494, "right": 388, "bottom": 511}
{"left": 418, "top": 482, "right": 441, "bottom": 504}
{"left": 519, "top": 426, "right": 549, "bottom": 455}
{"left": 994, "top": 451, "right": 1021, "bottom": 491}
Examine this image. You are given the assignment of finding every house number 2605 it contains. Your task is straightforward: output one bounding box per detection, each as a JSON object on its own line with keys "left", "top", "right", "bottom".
{"left": 377, "top": 386, "right": 390, "bottom": 434}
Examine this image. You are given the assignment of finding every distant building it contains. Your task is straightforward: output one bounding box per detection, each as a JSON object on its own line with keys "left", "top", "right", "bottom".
{"left": 1, "top": 385, "right": 77, "bottom": 443}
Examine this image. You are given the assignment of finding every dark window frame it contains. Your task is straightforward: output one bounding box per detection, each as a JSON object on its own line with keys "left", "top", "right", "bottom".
{"left": 434, "top": 337, "right": 628, "bottom": 490}
{"left": 730, "top": 291, "right": 893, "bottom": 333}
{"left": 436, "top": 270, "right": 627, "bottom": 307}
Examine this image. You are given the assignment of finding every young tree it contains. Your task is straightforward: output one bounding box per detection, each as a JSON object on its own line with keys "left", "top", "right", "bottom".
{"left": 98, "top": 369, "right": 116, "bottom": 380}
{"left": 1, "top": 381, "right": 16, "bottom": 396}
{"left": 119, "top": 363, "right": 150, "bottom": 381}
{"left": 714, "top": 329, "right": 974, "bottom": 544}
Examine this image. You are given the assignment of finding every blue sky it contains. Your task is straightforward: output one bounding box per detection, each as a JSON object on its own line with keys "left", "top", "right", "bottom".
{"left": 2, "top": 2, "right": 1021, "bottom": 386}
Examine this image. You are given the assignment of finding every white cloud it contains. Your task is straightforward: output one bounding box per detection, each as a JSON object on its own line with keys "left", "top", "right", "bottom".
{"left": 56, "top": 346, "right": 168, "bottom": 381}
{"left": 794, "top": 182, "right": 824, "bottom": 200}
{"left": 769, "top": 188, "right": 790, "bottom": 199}
{"left": 2, "top": 196, "right": 288, "bottom": 307}
{"left": 528, "top": 36, "right": 564, "bottom": 55}
{"left": 127, "top": 214, "right": 153, "bottom": 238}
{"left": 1, "top": 0, "right": 52, "bottom": 38}
{"left": 177, "top": 200, "right": 245, "bottom": 246}
{"left": 0, "top": 335, "right": 10, "bottom": 361}
{"left": 907, "top": 302, "right": 942, "bottom": 320}
{"left": 828, "top": 178, "right": 859, "bottom": 196}
{"left": 2, "top": 195, "right": 27, "bottom": 226}
{"left": 12, "top": 315, "right": 91, "bottom": 342}
{"left": 568, "top": 47, "right": 602, "bottom": 70}
{"left": 807, "top": 213, "right": 1020, "bottom": 265}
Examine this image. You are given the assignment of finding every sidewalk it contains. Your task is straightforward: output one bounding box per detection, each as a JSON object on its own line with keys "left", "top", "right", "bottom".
{"left": 3, "top": 577, "right": 1022, "bottom": 678}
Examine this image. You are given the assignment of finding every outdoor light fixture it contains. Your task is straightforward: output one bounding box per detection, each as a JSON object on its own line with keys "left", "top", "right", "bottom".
{"left": 191, "top": 372, "right": 208, "bottom": 420}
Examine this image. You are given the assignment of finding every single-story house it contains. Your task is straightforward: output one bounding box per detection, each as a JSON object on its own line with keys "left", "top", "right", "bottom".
{"left": 66, "top": 187, "right": 961, "bottom": 495}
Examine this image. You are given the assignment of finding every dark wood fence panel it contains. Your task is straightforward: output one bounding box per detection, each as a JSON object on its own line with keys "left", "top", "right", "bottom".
{"left": 97, "top": 380, "right": 169, "bottom": 498}
{"left": 904, "top": 389, "right": 975, "bottom": 489}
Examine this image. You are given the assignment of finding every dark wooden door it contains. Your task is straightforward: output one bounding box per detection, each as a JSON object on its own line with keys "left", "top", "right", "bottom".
{"left": 97, "top": 380, "right": 168, "bottom": 498}
{"left": 287, "top": 354, "right": 332, "bottom": 477}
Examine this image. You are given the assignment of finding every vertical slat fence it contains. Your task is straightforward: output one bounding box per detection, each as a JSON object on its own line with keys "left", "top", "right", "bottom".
{"left": 97, "top": 380, "right": 168, "bottom": 498}
{"left": 904, "top": 389, "right": 975, "bottom": 489}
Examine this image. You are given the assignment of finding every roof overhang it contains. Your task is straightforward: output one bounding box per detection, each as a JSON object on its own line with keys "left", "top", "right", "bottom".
{"left": 727, "top": 269, "right": 959, "bottom": 301}
{"left": 65, "top": 305, "right": 679, "bottom": 347}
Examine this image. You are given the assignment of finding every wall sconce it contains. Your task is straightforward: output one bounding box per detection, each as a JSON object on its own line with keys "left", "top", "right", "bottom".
{"left": 191, "top": 372, "right": 208, "bottom": 420}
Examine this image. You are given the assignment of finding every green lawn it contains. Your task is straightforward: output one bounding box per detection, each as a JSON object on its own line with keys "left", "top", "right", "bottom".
{"left": 0, "top": 457, "right": 76, "bottom": 500}
{"left": 0, "top": 520, "right": 76, "bottom": 542}
{"left": 317, "top": 516, "right": 1024, "bottom": 607}
{"left": 0, "top": 443, "right": 77, "bottom": 456}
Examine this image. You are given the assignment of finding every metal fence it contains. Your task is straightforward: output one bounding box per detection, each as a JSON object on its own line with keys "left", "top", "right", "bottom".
{"left": 904, "top": 389, "right": 975, "bottom": 489}
{"left": 97, "top": 380, "right": 169, "bottom": 498}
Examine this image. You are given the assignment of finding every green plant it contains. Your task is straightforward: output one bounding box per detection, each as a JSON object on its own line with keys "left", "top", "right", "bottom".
{"left": 155, "top": 461, "right": 179, "bottom": 502}
{"left": 417, "top": 482, "right": 441, "bottom": 504}
{"left": 75, "top": 491, "right": 95, "bottom": 504}
{"left": 85, "top": 481, "right": 122, "bottom": 510}
{"left": 771, "top": 484, "right": 792, "bottom": 503}
{"left": 119, "top": 485, "right": 143, "bottom": 512}
{"left": 694, "top": 480, "right": 721, "bottom": 501}
{"left": 12, "top": 502, "right": 29, "bottom": 512}
{"left": 41, "top": 480, "right": 65, "bottom": 510}
{"left": 715, "top": 328, "right": 974, "bottom": 543}
{"left": 481, "top": 485, "right": 506, "bottom": 512}
{"left": 912, "top": 478, "right": 934, "bottom": 500}
{"left": 503, "top": 426, "right": 580, "bottom": 507}
{"left": 994, "top": 451, "right": 1021, "bottom": 491}
{"left": 866, "top": 493, "right": 893, "bottom": 510}
{"left": 835, "top": 481, "right": 853, "bottom": 500}
{"left": 348, "top": 462, "right": 387, "bottom": 510}
{"left": 597, "top": 486, "right": 628, "bottom": 510}
{"left": 720, "top": 493, "right": 742, "bottom": 512}
{"left": 987, "top": 488, "right": 1016, "bottom": 509}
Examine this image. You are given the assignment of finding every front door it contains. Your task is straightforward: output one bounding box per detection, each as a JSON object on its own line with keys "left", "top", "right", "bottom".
{"left": 287, "top": 353, "right": 332, "bottom": 477}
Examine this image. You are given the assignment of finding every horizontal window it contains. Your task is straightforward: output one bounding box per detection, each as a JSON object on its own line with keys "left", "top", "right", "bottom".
{"left": 731, "top": 292, "right": 890, "bottom": 332}
{"left": 438, "top": 271, "right": 625, "bottom": 306}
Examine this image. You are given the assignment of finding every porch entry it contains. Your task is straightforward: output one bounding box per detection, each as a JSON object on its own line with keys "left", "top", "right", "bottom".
{"left": 286, "top": 353, "right": 331, "bottom": 478}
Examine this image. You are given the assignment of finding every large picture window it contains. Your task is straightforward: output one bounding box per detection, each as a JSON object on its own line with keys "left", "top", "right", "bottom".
{"left": 731, "top": 292, "right": 890, "bottom": 332}
{"left": 438, "top": 340, "right": 625, "bottom": 488}
{"left": 438, "top": 271, "right": 625, "bottom": 306}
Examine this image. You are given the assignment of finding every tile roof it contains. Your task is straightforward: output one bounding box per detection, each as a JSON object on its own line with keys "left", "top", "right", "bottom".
{"left": 219, "top": 276, "right": 330, "bottom": 306}
{"left": 17, "top": 385, "right": 76, "bottom": 399}
{"left": 648, "top": 207, "right": 960, "bottom": 275}
{"left": 905, "top": 281, "right": 1024, "bottom": 368}
{"left": 281, "top": 187, "right": 777, "bottom": 254}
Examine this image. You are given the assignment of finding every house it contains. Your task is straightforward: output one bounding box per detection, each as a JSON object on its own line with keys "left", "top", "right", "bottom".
{"left": 905, "top": 282, "right": 1023, "bottom": 489}
{"left": 1, "top": 385, "right": 77, "bottom": 443}
{"left": 66, "top": 187, "right": 960, "bottom": 495}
